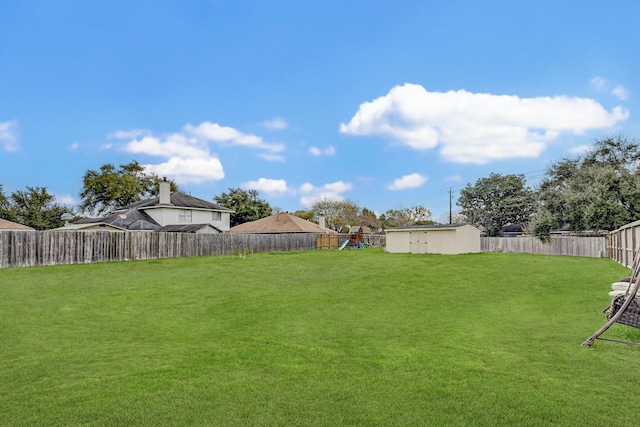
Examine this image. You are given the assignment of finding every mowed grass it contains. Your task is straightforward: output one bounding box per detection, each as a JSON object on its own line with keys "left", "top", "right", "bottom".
{"left": 1, "top": 248, "right": 639, "bottom": 426}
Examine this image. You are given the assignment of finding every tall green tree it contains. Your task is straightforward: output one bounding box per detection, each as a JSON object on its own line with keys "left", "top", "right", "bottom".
{"left": 308, "top": 198, "right": 361, "bottom": 232}
{"left": 292, "top": 209, "right": 315, "bottom": 221}
{"left": 79, "top": 161, "right": 177, "bottom": 216}
{"left": 214, "top": 188, "right": 273, "bottom": 227}
{"left": 380, "top": 204, "right": 433, "bottom": 228}
{"left": 10, "top": 186, "right": 68, "bottom": 230}
{"left": 533, "top": 134, "right": 640, "bottom": 241}
{"left": 457, "top": 173, "right": 536, "bottom": 236}
{"left": 357, "top": 207, "right": 382, "bottom": 231}
{"left": 0, "top": 184, "right": 15, "bottom": 221}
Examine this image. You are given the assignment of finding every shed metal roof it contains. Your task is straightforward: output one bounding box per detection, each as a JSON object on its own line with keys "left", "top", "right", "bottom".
{"left": 386, "top": 224, "right": 468, "bottom": 231}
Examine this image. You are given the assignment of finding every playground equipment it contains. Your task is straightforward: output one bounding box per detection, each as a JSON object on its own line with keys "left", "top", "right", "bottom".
{"left": 338, "top": 238, "right": 369, "bottom": 250}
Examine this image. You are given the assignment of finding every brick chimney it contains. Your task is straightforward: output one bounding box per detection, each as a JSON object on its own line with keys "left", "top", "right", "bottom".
{"left": 159, "top": 177, "right": 172, "bottom": 205}
{"left": 319, "top": 215, "right": 326, "bottom": 229}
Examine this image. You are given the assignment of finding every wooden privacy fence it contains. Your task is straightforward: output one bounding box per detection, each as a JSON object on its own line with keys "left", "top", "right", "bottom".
{"left": 608, "top": 220, "right": 640, "bottom": 268}
{"left": 0, "top": 230, "right": 317, "bottom": 268}
{"left": 481, "top": 236, "right": 607, "bottom": 258}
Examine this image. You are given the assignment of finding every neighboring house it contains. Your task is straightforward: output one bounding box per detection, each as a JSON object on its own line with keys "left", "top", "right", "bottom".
{"left": 156, "top": 224, "right": 221, "bottom": 234}
{"left": 0, "top": 218, "right": 35, "bottom": 231}
{"left": 385, "top": 224, "right": 481, "bottom": 254}
{"left": 68, "top": 180, "right": 234, "bottom": 232}
{"left": 58, "top": 221, "right": 128, "bottom": 232}
{"left": 229, "top": 212, "right": 338, "bottom": 234}
{"left": 501, "top": 224, "right": 525, "bottom": 237}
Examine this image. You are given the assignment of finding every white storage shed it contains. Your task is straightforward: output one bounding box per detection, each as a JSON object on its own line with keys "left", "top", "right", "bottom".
{"left": 385, "top": 224, "right": 481, "bottom": 254}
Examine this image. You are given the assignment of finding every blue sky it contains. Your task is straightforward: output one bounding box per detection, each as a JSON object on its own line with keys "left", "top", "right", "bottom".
{"left": 1, "top": 1, "right": 638, "bottom": 222}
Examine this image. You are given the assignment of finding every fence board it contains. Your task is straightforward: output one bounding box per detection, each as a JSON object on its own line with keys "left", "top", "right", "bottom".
{"left": 0, "top": 231, "right": 318, "bottom": 268}
{"left": 607, "top": 220, "right": 640, "bottom": 268}
{"left": 481, "top": 236, "right": 606, "bottom": 258}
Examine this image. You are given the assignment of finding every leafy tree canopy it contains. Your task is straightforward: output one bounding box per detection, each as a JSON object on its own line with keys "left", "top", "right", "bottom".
{"left": 308, "top": 198, "right": 359, "bottom": 232}
{"left": 214, "top": 188, "right": 273, "bottom": 227}
{"left": 0, "top": 184, "right": 15, "bottom": 221}
{"left": 457, "top": 173, "right": 536, "bottom": 236}
{"left": 380, "top": 204, "right": 433, "bottom": 228}
{"left": 306, "top": 198, "right": 385, "bottom": 232}
{"left": 10, "top": 186, "right": 69, "bottom": 230}
{"left": 532, "top": 134, "right": 640, "bottom": 241}
{"left": 292, "top": 209, "right": 315, "bottom": 221}
{"left": 79, "top": 161, "right": 177, "bottom": 216}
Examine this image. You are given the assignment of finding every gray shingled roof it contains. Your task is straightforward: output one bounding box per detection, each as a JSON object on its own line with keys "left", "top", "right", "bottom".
{"left": 75, "top": 209, "right": 161, "bottom": 231}
{"left": 120, "top": 192, "right": 233, "bottom": 212}
{"left": 156, "top": 224, "right": 221, "bottom": 233}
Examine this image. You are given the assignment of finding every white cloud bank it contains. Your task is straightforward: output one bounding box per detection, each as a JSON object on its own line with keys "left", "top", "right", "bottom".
{"left": 299, "top": 181, "right": 353, "bottom": 207}
{"left": 55, "top": 194, "right": 78, "bottom": 206}
{"left": 262, "top": 117, "right": 288, "bottom": 130}
{"left": 242, "top": 178, "right": 289, "bottom": 193}
{"left": 387, "top": 173, "right": 427, "bottom": 190}
{"left": 111, "top": 121, "right": 285, "bottom": 184}
{"left": 0, "top": 120, "right": 19, "bottom": 152}
{"left": 340, "top": 83, "right": 629, "bottom": 164}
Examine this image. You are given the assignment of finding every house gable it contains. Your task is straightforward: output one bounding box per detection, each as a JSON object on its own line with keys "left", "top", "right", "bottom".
{"left": 0, "top": 218, "right": 35, "bottom": 230}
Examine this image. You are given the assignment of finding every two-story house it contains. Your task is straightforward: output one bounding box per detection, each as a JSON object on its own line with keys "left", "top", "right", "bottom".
{"left": 68, "top": 180, "right": 234, "bottom": 233}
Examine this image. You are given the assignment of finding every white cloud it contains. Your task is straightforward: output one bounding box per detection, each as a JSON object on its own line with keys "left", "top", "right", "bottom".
{"left": 262, "top": 117, "right": 288, "bottom": 130}
{"left": 612, "top": 85, "right": 629, "bottom": 101}
{"left": 125, "top": 135, "right": 208, "bottom": 159}
{"left": 323, "top": 181, "right": 353, "bottom": 193}
{"left": 590, "top": 76, "right": 608, "bottom": 91}
{"left": 299, "top": 183, "right": 316, "bottom": 193}
{"left": 568, "top": 144, "right": 593, "bottom": 155}
{"left": 444, "top": 175, "right": 462, "bottom": 183}
{"left": 309, "top": 145, "right": 336, "bottom": 156}
{"left": 257, "top": 153, "right": 286, "bottom": 162}
{"left": 56, "top": 194, "right": 78, "bottom": 206}
{"left": 108, "top": 129, "right": 150, "bottom": 139}
{"left": 590, "top": 76, "right": 629, "bottom": 101}
{"left": 340, "top": 83, "right": 628, "bottom": 164}
{"left": 184, "top": 122, "right": 284, "bottom": 152}
{"left": 242, "top": 178, "right": 289, "bottom": 193}
{"left": 387, "top": 173, "right": 427, "bottom": 190}
{"left": 111, "top": 120, "right": 285, "bottom": 184}
{"left": 143, "top": 157, "right": 224, "bottom": 184}
{"left": 300, "top": 193, "right": 345, "bottom": 207}
{"left": 298, "top": 181, "right": 353, "bottom": 207}
{"left": 0, "top": 120, "right": 19, "bottom": 152}
{"left": 68, "top": 142, "right": 79, "bottom": 152}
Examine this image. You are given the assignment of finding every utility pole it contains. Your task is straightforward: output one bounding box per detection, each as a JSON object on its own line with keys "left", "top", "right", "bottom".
{"left": 449, "top": 187, "right": 453, "bottom": 224}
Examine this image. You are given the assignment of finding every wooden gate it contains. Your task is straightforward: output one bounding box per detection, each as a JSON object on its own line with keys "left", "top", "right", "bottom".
{"left": 317, "top": 234, "right": 339, "bottom": 249}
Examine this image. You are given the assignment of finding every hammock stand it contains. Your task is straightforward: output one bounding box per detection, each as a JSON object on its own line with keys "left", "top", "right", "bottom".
{"left": 582, "top": 251, "right": 640, "bottom": 347}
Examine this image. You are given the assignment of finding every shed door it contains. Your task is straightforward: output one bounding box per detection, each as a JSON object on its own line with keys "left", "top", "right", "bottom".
{"left": 410, "top": 231, "right": 428, "bottom": 254}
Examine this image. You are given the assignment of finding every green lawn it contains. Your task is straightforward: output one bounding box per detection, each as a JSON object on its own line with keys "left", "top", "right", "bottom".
{"left": 1, "top": 249, "right": 638, "bottom": 426}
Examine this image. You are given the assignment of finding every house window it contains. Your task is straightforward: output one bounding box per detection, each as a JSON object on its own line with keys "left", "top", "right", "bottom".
{"left": 179, "top": 209, "right": 192, "bottom": 222}
{"left": 212, "top": 211, "right": 222, "bottom": 221}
